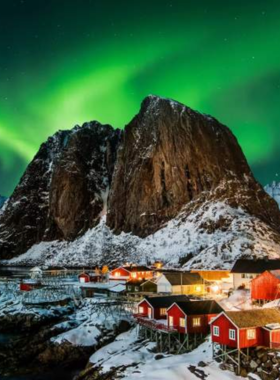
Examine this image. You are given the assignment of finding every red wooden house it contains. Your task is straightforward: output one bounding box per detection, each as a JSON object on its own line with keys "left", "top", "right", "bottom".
{"left": 210, "top": 308, "right": 280, "bottom": 349}
{"left": 251, "top": 270, "right": 280, "bottom": 302}
{"left": 136, "top": 295, "right": 189, "bottom": 320}
{"left": 110, "top": 265, "right": 153, "bottom": 282}
{"left": 167, "top": 300, "right": 223, "bottom": 334}
{"left": 19, "top": 280, "right": 42, "bottom": 291}
{"left": 78, "top": 272, "right": 101, "bottom": 283}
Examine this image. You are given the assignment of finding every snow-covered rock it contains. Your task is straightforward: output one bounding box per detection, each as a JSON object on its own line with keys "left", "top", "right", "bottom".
{"left": 265, "top": 181, "right": 280, "bottom": 208}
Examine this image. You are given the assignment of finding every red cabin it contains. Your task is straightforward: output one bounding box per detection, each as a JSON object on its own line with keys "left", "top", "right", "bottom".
{"left": 136, "top": 295, "right": 189, "bottom": 320}
{"left": 78, "top": 273, "right": 91, "bottom": 283}
{"left": 167, "top": 300, "right": 223, "bottom": 334}
{"left": 251, "top": 270, "right": 280, "bottom": 302}
{"left": 19, "top": 280, "right": 42, "bottom": 292}
{"left": 110, "top": 265, "right": 153, "bottom": 282}
{"left": 210, "top": 309, "right": 280, "bottom": 349}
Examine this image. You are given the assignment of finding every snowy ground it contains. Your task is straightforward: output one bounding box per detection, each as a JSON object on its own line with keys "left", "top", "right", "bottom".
{"left": 89, "top": 328, "right": 243, "bottom": 380}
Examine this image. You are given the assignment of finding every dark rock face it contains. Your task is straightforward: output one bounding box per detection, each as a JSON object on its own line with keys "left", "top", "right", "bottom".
{"left": 0, "top": 196, "right": 7, "bottom": 209}
{"left": 1, "top": 95, "right": 280, "bottom": 261}
{"left": 0, "top": 122, "right": 122, "bottom": 259}
{"left": 107, "top": 95, "right": 280, "bottom": 237}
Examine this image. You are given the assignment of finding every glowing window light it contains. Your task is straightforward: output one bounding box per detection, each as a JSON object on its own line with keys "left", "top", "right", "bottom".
{"left": 195, "top": 286, "right": 202, "bottom": 292}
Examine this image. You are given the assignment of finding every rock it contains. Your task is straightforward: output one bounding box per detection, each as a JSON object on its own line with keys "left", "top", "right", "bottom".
{"left": 198, "top": 361, "right": 207, "bottom": 367}
{"left": 250, "top": 360, "right": 258, "bottom": 369}
{"left": 240, "top": 367, "right": 248, "bottom": 377}
{"left": 154, "top": 354, "right": 164, "bottom": 360}
{"left": 0, "top": 122, "right": 122, "bottom": 259}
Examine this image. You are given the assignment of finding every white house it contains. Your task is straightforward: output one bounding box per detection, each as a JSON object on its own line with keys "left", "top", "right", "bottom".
{"left": 156, "top": 272, "right": 205, "bottom": 295}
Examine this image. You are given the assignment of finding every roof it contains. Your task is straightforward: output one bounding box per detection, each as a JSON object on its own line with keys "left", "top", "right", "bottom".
{"left": 123, "top": 265, "right": 151, "bottom": 272}
{"left": 174, "top": 300, "right": 223, "bottom": 315}
{"left": 224, "top": 309, "right": 280, "bottom": 328}
{"left": 231, "top": 259, "right": 280, "bottom": 274}
{"left": 140, "top": 279, "right": 158, "bottom": 286}
{"left": 126, "top": 279, "right": 146, "bottom": 285}
{"left": 161, "top": 272, "right": 203, "bottom": 286}
{"left": 144, "top": 295, "right": 189, "bottom": 308}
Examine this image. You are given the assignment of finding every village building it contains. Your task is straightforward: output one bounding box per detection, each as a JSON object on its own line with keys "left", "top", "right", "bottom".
{"left": 126, "top": 279, "right": 146, "bottom": 294}
{"left": 210, "top": 308, "right": 280, "bottom": 374}
{"left": 110, "top": 265, "right": 153, "bottom": 282}
{"left": 78, "top": 272, "right": 102, "bottom": 283}
{"left": 231, "top": 259, "right": 280, "bottom": 290}
{"left": 167, "top": 300, "right": 223, "bottom": 334}
{"left": 156, "top": 272, "right": 205, "bottom": 295}
{"left": 140, "top": 279, "right": 158, "bottom": 294}
{"left": 251, "top": 270, "right": 280, "bottom": 303}
{"left": 191, "top": 270, "right": 233, "bottom": 294}
{"left": 20, "top": 279, "right": 42, "bottom": 291}
{"left": 136, "top": 295, "right": 189, "bottom": 319}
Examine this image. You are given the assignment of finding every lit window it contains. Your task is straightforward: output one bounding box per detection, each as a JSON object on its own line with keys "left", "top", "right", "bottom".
{"left": 115, "top": 271, "right": 120, "bottom": 277}
{"left": 229, "top": 329, "right": 236, "bottom": 340}
{"left": 213, "top": 326, "right": 219, "bottom": 336}
{"left": 139, "top": 306, "right": 144, "bottom": 314}
{"left": 193, "top": 318, "right": 201, "bottom": 327}
{"left": 195, "top": 286, "right": 202, "bottom": 292}
{"left": 180, "top": 318, "right": 186, "bottom": 327}
{"left": 169, "top": 316, "right": 174, "bottom": 327}
{"left": 247, "top": 329, "right": 256, "bottom": 340}
{"left": 160, "top": 308, "right": 167, "bottom": 316}
{"left": 148, "top": 308, "right": 152, "bottom": 318}
{"left": 131, "top": 272, "right": 137, "bottom": 278}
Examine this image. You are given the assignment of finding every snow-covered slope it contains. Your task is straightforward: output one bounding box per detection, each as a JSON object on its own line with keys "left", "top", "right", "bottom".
{"left": 265, "top": 182, "right": 280, "bottom": 208}
{"left": 7, "top": 180, "right": 280, "bottom": 270}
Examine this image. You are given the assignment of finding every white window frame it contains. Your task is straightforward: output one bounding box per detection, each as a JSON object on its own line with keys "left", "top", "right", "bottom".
{"left": 128, "top": 285, "right": 132, "bottom": 291}
{"left": 135, "top": 286, "right": 139, "bottom": 291}
{"left": 139, "top": 306, "right": 144, "bottom": 314}
{"left": 213, "top": 326, "right": 220, "bottom": 336}
{"left": 179, "top": 317, "right": 186, "bottom": 328}
{"left": 247, "top": 329, "right": 256, "bottom": 340}
{"left": 229, "top": 329, "right": 236, "bottom": 340}
{"left": 193, "top": 317, "right": 201, "bottom": 327}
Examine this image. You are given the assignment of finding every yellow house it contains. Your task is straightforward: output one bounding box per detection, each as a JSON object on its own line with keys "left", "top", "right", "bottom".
{"left": 156, "top": 272, "right": 205, "bottom": 296}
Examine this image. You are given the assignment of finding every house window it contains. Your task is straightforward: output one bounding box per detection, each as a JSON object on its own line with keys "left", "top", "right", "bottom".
{"left": 229, "top": 329, "right": 236, "bottom": 340}
{"left": 193, "top": 318, "right": 201, "bottom": 327}
{"left": 135, "top": 287, "right": 139, "bottom": 291}
{"left": 128, "top": 286, "right": 132, "bottom": 291}
{"left": 247, "top": 329, "right": 256, "bottom": 340}
{"left": 131, "top": 272, "right": 137, "bottom": 278}
{"left": 169, "top": 316, "right": 174, "bottom": 327}
{"left": 160, "top": 308, "right": 167, "bottom": 316}
{"left": 115, "top": 271, "right": 120, "bottom": 277}
{"left": 213, "top": 326, "right": 219, "bottom": 336}
{"left": 148, "top": 308, "right": 152, "bottom": 319}
{"left": 180, "top": 318, "right": 186, "bottom": 328}
{"left": 139, "top": 306, "right": 144, "bottom": 314}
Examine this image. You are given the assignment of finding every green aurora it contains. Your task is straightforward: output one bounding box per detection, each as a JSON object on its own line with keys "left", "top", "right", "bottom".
{"left": 1, "top": 0, "right": 280, "bottom": 195}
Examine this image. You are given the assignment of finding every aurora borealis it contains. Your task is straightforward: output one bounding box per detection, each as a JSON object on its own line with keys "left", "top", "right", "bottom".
{"left": 1, "top": 0, "right": 280, "bottom": 195}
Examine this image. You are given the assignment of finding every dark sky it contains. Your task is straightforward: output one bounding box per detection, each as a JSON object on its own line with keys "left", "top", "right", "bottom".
{"left": 1, "top": 0, "right": 280, "bottom": 195}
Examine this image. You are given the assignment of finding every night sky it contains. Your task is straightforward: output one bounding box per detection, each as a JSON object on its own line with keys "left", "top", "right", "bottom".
{"left": 1, "top": 0, "right": 280, "bottom": 196}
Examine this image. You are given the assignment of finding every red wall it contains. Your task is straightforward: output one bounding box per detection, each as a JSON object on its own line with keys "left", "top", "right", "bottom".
{"left": 79, "top": 274, "right": 90, "bottom": 282}
{"left": 251, "top": 271, "right": 280, "bottom": 301}
{"left": 187, "top": 314, "right": 214, "bottom": 334}
{"left": 111, "top": 267, "right": 130, "bottom": 277}
{"left": 167, "top": 304, "right": 186, "bottom": 333}
{"left": 20, "top": 283, "right": 32, "bottom": 291}
{"left": 138, "top": 300, "right": 153, "bottom": 317}
{"left": 239, "top": 327, "right": 263, "bottom": 348}
{"left": 271, "top": 330, "right": 280, "bottom": 348}
{"left": 211, "top": 314, "right": 238, "bottom": 348}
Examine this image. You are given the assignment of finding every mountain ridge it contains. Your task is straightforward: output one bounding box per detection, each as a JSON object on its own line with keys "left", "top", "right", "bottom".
{"left": 1, "top": 95, "right": 280, "bottom": 268}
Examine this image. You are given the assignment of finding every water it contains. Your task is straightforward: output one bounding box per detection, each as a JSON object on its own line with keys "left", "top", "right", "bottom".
{"left": 0, "top": 267, "right": 84, "bottom": 380}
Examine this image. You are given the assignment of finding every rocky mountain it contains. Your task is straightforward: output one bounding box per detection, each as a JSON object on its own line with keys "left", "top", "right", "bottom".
{"left": 0, "top": 122, "right": 122, "bottom": 259}
{"left": 265, "top": 182, "right": 280, "bottom": 209}
{"left": 0, "top": 196, "right": 7, "bottom": 209}
{"left": 1, "top": 95, "right": 280, "bottom": 268}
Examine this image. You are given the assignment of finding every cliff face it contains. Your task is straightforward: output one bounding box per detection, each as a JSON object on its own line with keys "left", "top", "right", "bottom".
{"left": 0, "top": 122, "right": 122, "bottom": 259}
{"left": 1, "top": 95, "right": 280, "bottom": 266}
{"left": 107, "top": 95, "right": 280, "bottom": 237}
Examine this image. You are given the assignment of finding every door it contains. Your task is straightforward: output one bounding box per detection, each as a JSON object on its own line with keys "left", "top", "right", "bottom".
{"left": 169, "top": 316, "right": 174, "bottom": 327}
{"left": 148, "top": 307, "right": 152, "bottom": 319}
